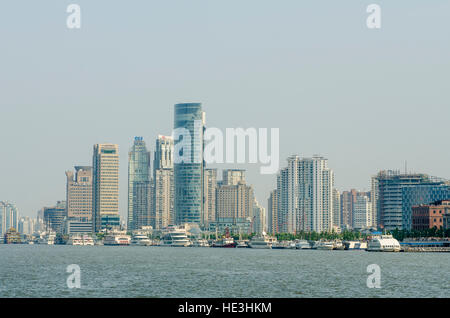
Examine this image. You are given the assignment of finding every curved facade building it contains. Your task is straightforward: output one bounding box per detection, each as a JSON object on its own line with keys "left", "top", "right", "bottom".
{"left": 173, "top": 103, "right": 204, "bottom": 225}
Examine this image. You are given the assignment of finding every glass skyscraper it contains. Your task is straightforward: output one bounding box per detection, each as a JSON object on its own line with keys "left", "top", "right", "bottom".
{"left": 127, "top": 137, "right": 151, "bottom": 231}
{"left": 173, "top": 103, "right": 205, "bottom": 225}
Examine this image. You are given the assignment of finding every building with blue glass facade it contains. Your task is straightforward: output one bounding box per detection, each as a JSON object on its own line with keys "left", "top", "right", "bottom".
{"left": 173, "top": 103, "right": 205, "bottom": 225}
{"left": 372, "top": 170, "right": 449, "bottom": 231}
{"left": 402, "top": 185, "right": 450, "bottom": 230}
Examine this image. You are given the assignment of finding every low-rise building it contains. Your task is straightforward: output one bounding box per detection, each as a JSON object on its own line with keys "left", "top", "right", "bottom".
{"left": 412, "top": 200, "right": 450, "bottom": 231}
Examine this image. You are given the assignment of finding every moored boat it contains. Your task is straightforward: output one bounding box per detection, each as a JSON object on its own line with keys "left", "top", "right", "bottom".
{"left": 248, "top": 233, "right": 277, "bottom": 249}
{"left": 367, "top": 234, "right": 400, "bottom": 252}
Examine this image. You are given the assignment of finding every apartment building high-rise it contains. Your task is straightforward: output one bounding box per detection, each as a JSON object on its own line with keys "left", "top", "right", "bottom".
{"left": 216, "top": 171, "right": 254, "bottom": 224}
{"left": 0, "top": 201, "right": 19, "bottom": 236}
{"left": 252, "top": 199, "right": 266, "bottom": 234}
{"left": 371, "top": 170, "right": 447, "bottom": 231}
{"left": 332, "top": 189, "right": 341, "bottom": 230}
{"left": 222, "top": 169, "right": 246, "bottom": 186}
{"left": 132, "top": 181, "right": 153, "bottom": 230}
{"left": 153, "top": 135, "right": 174, "bottom": 174}
{"left": 173, "top": 103, "right": 205, "bottom": 225}
{"left": 92, "top": 143, "right": 120, "bottom": 232}
{"left": 276, "top": 155, "right": 334, "bottom": 233}
{"left": 128, "top": 137, "right": 151, "bottom": 231}
{"left": 203, "top": 168, "right": 217, "bottom": 227}
{"left": 353, "top": 195, "right": 372, "bottom": 229}
{"left": 153, "top": 135, "right": 174, "bottom": 230}
{"left": 267, "top": 189, "right": 278, "bottom": 234}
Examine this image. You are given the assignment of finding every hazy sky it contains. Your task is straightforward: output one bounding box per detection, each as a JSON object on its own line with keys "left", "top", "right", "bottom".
{"left": 1, "top": 1, "right": 449, "bottom": 218}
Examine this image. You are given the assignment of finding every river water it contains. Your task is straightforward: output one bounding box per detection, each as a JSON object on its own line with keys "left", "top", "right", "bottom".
{"left": 0, "top": 245, "right": 448, "bottom": 298}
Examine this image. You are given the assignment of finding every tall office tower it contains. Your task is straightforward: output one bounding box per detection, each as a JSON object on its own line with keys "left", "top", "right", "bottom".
{"left": 332, "top": 189, "right": 341, "bottom": 229}
{"left": 203, "top": 169, "right": 217, "bottom": 227}
{"left": 66, "top": 166, "right": 93, "bottom": 221}
{"left": 173, "top": 103, "right": 205, "bottom": 225}
{"left": 252, "top": 199, "right": 266, "bottom": 234}
{"left": 222, "top": 169, "right": 246, "bottom": 186}
{"left": 267, "top": 189, "right": 278, "bottom": 234}
{"left": 132, "top": 181, "right": 152, "bottom": 230}
{"left": 128, "top": 137, "right": 151, "bottom": 231}
{"left": 216, "top": 180, "right": 254, "bottom": 222}
{"left": 276, "top": 155, "right": 334, "bottom": 233}
{"left": 0, "top": 201, "right": 19, "bottom": 236}
{"left": 153, "top": 135, "right": 174, "bottom": 175}
{"left": 372, "top": 170, "right": 447, "bottom": 231}
{"left": 92, "top": 143, "right": 120, "bottom": 232}
{"left": 353, "top": 195, "right": 372, "bottom": 229}
{"left": 43, "top": 201, "right": 66, "bottom": 233}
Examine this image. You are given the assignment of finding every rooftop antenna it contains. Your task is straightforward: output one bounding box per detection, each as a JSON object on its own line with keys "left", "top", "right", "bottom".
{"left": 404, "top": 160, "right": 408, "bottom": 174}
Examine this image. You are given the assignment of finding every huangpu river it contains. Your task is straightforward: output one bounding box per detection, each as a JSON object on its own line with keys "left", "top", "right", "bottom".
{"left": 0, "top": 245, "right": 448, "bottom": 298}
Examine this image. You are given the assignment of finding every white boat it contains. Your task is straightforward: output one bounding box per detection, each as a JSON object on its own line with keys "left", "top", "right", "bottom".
{"left": 314, "top": 241, "right": 334, "bottom": 250}
{"left": 103, "top": 231, "right": 131, "bottom": 246}
{"left": 161, "top": 225, "right": 191, "bottom": 247}
{"left": 67, "top": 235, "right": 84, "bottom": 245}
{"left": 248, "top": 233, "right": 277, "bottom": 249}
{"left": 272, "top": 241, "right": 296, "bottom": 249}
{"left": 367, "top": 234, "right": 401, "bottom": 252}
{"left": 36, "top": 231, "right": 56, "bottom": 245}
{"left": 236, "top": 240, "right": 248, "bottom": 248}
{"left": 295, "top": 240, "right": 311, "bottom": 249}
{"left": 131, "top": 234, "right": 152, "bottom": 246}
{"left": 82, "top": 235, "right": 94, "bottom": 246}
{"left": 191, "top": 239, "right": 210, "bottom": 247}
{"left": 333, "top": 240, "right": 345, "bottom": 250}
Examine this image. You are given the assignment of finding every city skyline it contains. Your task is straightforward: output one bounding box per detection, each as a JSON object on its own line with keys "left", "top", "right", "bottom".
{"left": 2, "top": 1, "right": 450, "bottom": 218}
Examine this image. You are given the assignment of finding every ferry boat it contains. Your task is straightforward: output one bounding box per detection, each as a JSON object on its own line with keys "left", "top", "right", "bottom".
{"left": 67, "top": 235, "right": 84, "bottom": 245}
{"left": 82, "top": 235, "right": 94, "bottom": 246}
{"left": 248, "top": 233, "right": 277, "bottom": 249}
{"left": 272, "top": 241, "right": 296, "bottom": 249}
{"left": 161, "top": 225, "right": 191, "bottom": 247}
{"left": 367, "top": 234, "right": 401, "bottom": 252}
{"left": 314, "top": 241, "right": 335, "bottom": 250}
{"left": 333, "top": 240, "right": 345, "bottom": 250}
{"left": 131, "top": 234, "right": 152, "bottom": 246}
{"left": 295, "top": 240, "right": 312, "bottom": 249}
{"left": 236, "top": 240, "right": 249, "bottom": 248}
{"left": 36, "top": 231, "right": 56, "bottom": 245}
{"left": 191, "top": 239, "right": 210, "bottom": 247}
{"left": 68, "top": 234, "right": 95, "bottom": 246}
{"left": 343, "top": 241, "right": 368, "bottom": 250}
{"left": 103, "top": 231, "right": 131, "bottom": 246}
